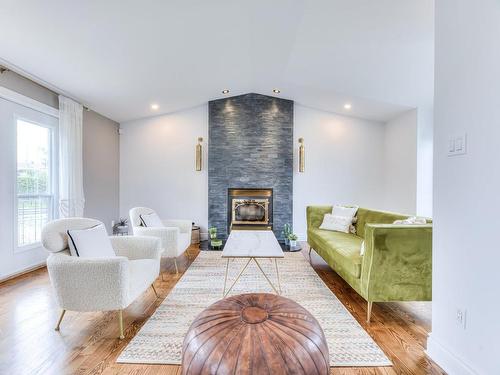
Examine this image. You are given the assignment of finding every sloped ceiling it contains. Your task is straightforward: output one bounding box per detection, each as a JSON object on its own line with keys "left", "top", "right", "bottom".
{"left": 0, "top": 0, "right": 434, "bottom": 122}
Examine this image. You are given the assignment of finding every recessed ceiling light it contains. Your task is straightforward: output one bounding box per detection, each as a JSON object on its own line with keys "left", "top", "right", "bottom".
{"left": 344, "top": 103, "right": 352, "bottom": 110}
{"left": 273, "top": 88, "right": 281, "bottom": 94}
{"left": 222, "top": 89, "right": 230, "bottom": 94}
{"left": 151, "top": 103, "right": 159, "bottom": 110}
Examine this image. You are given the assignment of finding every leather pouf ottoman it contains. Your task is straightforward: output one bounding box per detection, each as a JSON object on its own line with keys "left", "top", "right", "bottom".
{"left": 182, "top": 293, "right": 329, "bottom": 375}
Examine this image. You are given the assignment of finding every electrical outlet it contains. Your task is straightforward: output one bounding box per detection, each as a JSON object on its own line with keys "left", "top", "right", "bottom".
{"left": 456, "top": 309, "right": 467, "bottom": 329}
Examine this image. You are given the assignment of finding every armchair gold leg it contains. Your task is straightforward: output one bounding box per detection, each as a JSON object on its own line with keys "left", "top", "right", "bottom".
{"left": 54, "top": 309, "right": 66, "bottom": 331}
{"left": 151, "top": 284, "right": 159, "bottom": 298}
{"left": 118, "top": 310, "right": 124, "bottom": 339}
{"left": 174, "top": 258, "right": 179, "bottom": 274}
{"left": 367, "top": 301, "right": 373, "bottom": 323}
{"left": 309, "top": 247, "right": 313, "bottom": 263}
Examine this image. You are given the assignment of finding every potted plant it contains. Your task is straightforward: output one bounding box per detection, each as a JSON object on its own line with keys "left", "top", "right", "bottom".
{"left": 208, "top": 227, "right": 217, "bottom": 240}
{"left": 113, "top": 218, "right": 128, "bottom": 235}
{"left": 282, "top": 223, "right": 292, "bottom": 245}
{"left": 288, "top": 233, "right": 298, "bottom": 247}
{"left": 208, "top": 227, "right": 222, "bottom": 250}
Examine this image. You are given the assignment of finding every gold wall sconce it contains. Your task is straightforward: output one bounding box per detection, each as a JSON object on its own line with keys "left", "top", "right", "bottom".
{"left": 298, "top": 137, "right": 305, "bottom": 172}
{"left": 195, "top": 137, "right": 203, "bottom": 171}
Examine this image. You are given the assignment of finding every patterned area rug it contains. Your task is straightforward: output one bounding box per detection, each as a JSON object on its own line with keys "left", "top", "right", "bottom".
{"left": 117, "top": 251, "right": 391, "bottom": 367}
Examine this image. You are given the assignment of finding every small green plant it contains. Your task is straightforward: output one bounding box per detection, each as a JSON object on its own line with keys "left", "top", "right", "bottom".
{"left": 208, "top": 227, "right": 218, "bottom": 239}
{"left": 288, "top": 233, "right": 298, "bottom": 241}
{"left": 282, "top": 223, "right": 292, "bottom": 239}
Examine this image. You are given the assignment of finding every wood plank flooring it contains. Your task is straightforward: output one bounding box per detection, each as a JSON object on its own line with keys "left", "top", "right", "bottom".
{"left": 0, "top": 244, "right": 445, "bottom": 375}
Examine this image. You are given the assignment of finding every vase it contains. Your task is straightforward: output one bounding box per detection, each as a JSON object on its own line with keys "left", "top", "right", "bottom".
{"left": 290, "top": 240, "right": 297, "bottom": 247}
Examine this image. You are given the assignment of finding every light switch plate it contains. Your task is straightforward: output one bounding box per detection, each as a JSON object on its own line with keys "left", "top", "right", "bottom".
{"left": 448, "top": 133, "right": 467, "bottom": 156}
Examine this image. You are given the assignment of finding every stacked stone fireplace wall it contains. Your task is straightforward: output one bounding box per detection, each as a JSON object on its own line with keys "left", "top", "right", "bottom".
{"left": 208, "top": 93, "right": 293, "bottom": 240}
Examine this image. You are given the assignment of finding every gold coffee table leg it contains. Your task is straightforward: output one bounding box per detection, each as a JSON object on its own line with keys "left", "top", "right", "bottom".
{"left": 223, "top": 258, "right": 230, "bottom": 297}
{"left": 224, "top": 258, "right": 252, "bottom": 297}
{"left": 274, "top": 258, "right": 282, "bottom": 294}
{"left": 254, "top": 258, "right": 280, "bottom": 295}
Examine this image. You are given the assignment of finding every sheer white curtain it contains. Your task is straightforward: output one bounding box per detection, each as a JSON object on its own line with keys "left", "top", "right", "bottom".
{"left": 58, "top": 95, "right": 85, "bottom": 217}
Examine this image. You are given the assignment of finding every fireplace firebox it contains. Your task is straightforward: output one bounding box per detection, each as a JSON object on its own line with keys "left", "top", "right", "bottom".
{"left": 228, "top": 188, "right": 273, "bottom": 232}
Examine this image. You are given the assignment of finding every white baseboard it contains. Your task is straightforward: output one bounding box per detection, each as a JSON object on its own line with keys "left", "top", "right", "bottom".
{"left": 0, "top": 261, "right": 46, "bottom": 283}
{"left": 426, "top": 333, "right": 478, "bottom": 375}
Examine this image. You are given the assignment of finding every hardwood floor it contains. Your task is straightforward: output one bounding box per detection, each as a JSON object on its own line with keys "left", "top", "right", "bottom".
{"left": 0, "top": 244, "right": 445, "bottom": 375}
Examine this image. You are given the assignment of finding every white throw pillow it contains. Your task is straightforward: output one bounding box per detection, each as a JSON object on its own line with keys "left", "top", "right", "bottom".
{"left": 319, "top": 214, "right": 352, "bottom": 233}
{"left": 360, "top": 241, "right": 366, "bottom": 255}
{"left": 332, "top": 205, "right": 358, "bottom": 220}
{"left": 140, "top": 212, "right": 164, "bottom": 228}
{"left": 67, "top": 224, "right": 115, "bottom": 258}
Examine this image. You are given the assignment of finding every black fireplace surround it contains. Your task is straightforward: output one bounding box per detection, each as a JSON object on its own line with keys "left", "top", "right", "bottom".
{"left": 208, "top": 93, "right": 293, "bottom": 240}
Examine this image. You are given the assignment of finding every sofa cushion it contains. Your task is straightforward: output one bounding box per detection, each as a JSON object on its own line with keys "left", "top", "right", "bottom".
{"left": 309, "top": 228, "right": 363, "bottom": 278}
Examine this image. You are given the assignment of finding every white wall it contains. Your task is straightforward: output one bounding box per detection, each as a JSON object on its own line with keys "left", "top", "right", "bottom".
{"left": 416, "top": 107, "right": 434, "bottom": 217}
{"left": 83, "top": 110, "right": 120, "bottom": 233}
{"left": 428, "top": 1, "right": 500, "bottom": 374}
{"left": 383, "top": 109, "right": 418, "bottom": 215}
{"left": 293, "top": 105, "right": 387, "bottom": 239}
{"left": 119, "top": 105, "right": 208, "bottom": 234}
{"left": 120, "top": 103, "right": 421, "bottom": 241}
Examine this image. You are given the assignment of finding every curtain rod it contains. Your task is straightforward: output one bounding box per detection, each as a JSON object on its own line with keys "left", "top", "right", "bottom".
{"left": 0, "top": 59, "right": 91, "bottom": 112}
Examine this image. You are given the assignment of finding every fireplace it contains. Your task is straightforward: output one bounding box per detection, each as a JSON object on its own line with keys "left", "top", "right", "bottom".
{"left": 228, "top": 188, "right": 272, "bottom": 232}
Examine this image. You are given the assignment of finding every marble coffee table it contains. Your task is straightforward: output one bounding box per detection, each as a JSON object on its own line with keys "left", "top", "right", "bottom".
{"left": 221, "top": 230, "right": 284, "bottom": 297}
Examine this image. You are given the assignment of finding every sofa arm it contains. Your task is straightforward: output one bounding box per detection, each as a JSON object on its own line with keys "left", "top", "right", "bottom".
{"left": 162, "top": 219, "right": 192, "bottom": 234}
{"left": 360, "top": 224, "right": 432, "bottom": 302}
{"left": 110, "top": 236, "right": 162, "bottom": 260}
{"left": 46, "top": 254, "right": 130, "bottom": 312}
{"left": 306, "top": 206, "right": 333, "bottom": 230}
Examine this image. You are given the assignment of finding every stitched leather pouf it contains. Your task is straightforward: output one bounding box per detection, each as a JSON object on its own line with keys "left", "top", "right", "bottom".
{"left": 182, "top": 293, "right": 329, "bottom": 375}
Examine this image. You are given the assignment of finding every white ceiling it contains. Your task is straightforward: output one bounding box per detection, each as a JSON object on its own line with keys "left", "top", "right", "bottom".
{"left": 0, "top": 0, "right": 434, "bottom": 123}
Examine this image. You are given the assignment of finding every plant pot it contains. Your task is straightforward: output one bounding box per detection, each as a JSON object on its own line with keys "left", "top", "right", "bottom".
{"left": 115, "top": 225, "right": 128, "bottom": 235}
{"left": 290, "top": 240, "right": 297, "bottom": 247}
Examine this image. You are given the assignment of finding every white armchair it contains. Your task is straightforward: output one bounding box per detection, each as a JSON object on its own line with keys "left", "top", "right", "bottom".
{"left": 41, "top": 217, "right": 162, "bottom": 339}
{"left": 129, "top": 207, "right": 192, "bottom": 273}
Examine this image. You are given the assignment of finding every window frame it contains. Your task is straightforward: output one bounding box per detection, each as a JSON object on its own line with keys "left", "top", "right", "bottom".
{"left": 14, "top": 114, "right": 59, "bottom": 252}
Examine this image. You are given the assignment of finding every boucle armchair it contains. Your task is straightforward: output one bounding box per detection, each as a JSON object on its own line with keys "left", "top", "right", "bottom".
{"left": 129, "top": 207, "right": 192, "bottom": 273}
{"left": 41, "top": 217, "right": 162, "bottom": 339}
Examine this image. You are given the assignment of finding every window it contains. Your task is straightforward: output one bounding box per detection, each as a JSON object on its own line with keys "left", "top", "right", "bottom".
{"left": 16, "top": 119, "right": 55, "bottom": 248}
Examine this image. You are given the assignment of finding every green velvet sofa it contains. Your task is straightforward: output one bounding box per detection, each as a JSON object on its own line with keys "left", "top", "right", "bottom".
{"left": 307, "top": 206, "right": 432, "bottom": 322}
